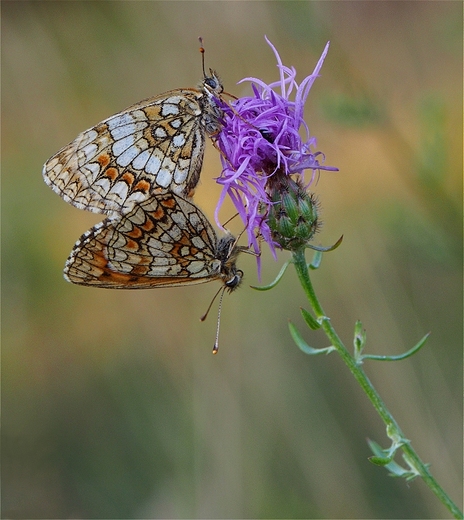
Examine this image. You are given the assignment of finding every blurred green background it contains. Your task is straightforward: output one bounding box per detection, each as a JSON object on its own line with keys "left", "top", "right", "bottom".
{"left": 2, "top": 2, "right": 462, "bottom": 518}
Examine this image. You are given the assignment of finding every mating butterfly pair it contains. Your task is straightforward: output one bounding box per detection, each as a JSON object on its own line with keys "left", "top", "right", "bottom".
{"left": 43, "top": 71, "right": 243, "bottom": 297}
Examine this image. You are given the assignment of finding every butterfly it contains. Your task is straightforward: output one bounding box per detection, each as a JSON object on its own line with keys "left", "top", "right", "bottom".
{"left": 64, "top": 191, "right": 243, "bottom": 292}
{"left": 43, "top": 71, "right": 225, "bottom": 215}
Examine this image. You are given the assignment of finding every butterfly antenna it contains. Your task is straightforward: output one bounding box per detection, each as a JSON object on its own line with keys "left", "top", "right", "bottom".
{"left": 221, "top": 211, "right": 240, "bottom": 228}
{"left": 212, "top": 287, "right": 226, "bottom": 354}
{"left": 230, "top": 227, "right": 251, "bottom": 251}
{"left": 199, "top": 285, "right": 227, "bottom": 354}
{"left": 200, "top": 285, "right": 222, "bottom": 322}
{"left": 198, "top": 37, "right": 207, "bottom": 78}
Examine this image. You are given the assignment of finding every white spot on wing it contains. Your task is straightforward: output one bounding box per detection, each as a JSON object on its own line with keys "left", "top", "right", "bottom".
{"left": 174, "top": 167, "right": 188, "bottom": 183}
{"left": 93, "top": 177, "right": 111, "bottom": 195}
{"left": 171, "top": 212, "right": 187, "bottom": 228}
{"left": 82, "top": 162, "right": 100, "bottom": 181}
{"left": 154, "top": 127, "right": 167, "bottom": 139}
{"left": 189, "top": 212, "right": 201, "bottom": 228}
{"left": 81, "top": 143, "right": 98, "bottom": 161}
{"left": 145, "top": 154, "right": 162, "bottom": 174}
{"left": 170, "top": 118, "right": 182, "bottom": 129}
{"left": 78, "top": 129, "right": 98, "bottom": 148}
{"left": 111, "top": 122, "right": 136, "bottom": 140}
{"left": 192, "top": 236, "right": 206, "bottom": 249}
{"left": 132, "top": 149, "right": 151, "bottom": 170}
{"left": 108, "top": 113, "right": 134, "bottom": 130}
{"left": 113, "top": 135, "right": 136, "bottom": 156}
{"left": 117, "top": 145, "right": 141, "bottom": 167}
{"left": 111, "top": 234, "right": 128, "bottom": 250}
{"left": 161, "top": 103, "right": 179, "bottom": 116}
{"left": 173, "top": 134, "right": 186, "bottom": 147}
{"left": 110, "top": 120, "right": 148, "bottom": 140}
{"left": 112, "top": 180, "right": 129, "bottom": 201}
{"left": 188, "top": 261, "right": 208, "bottom": 274}
{"left": 131, "top": 206, "right": 147, "bottom": 225}
{"left": 156, "top": 168, "right": 173, "bottom": 188}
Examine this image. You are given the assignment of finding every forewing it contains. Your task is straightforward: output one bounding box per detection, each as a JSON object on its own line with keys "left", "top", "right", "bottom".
{"left": 64, "top": 193, "right": 221, "bottom": 288}
{"left": 43, "top": 89, "right": 207, "bottom": 215}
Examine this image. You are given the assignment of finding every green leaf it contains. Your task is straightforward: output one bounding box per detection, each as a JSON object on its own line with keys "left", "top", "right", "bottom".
{"left": 307, "top": 235, "right": 343, "bottom": 253}
{"left": 308, "top": 250, "right": 322, "bottom": 270}
{"left": 353, "top": 320, "right": 367, "bottom": 359}
{"left": 367, "top": 439, "right": 411, "bottom": 478}
{"left": 288, "top": 322, "right": 335, "bottom": 355}
{"left": 369, "top": 455, "right": 393, "bottom": 466}
{"left": 362, "top": 332, "right": 430, "bottom": 361}
{"left": 300, "top": 307, "right": 321, "bottom": 330}
{"left": 250, "top": 259, "right": 291, "bottom": 291}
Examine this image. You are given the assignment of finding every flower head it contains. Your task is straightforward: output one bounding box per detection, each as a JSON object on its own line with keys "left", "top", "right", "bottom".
{"left": 214, "top": 37, "right": 337, "bottom": 267}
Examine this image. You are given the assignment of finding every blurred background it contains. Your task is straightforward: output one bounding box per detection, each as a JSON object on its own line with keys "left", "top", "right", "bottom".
{"left": 2, "top": 2, "right": 462, "bottom": 518}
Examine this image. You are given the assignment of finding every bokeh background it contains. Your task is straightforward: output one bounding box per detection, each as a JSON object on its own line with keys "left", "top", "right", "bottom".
{"left": 2, "top": 2, "right": 462, "bottom": 518}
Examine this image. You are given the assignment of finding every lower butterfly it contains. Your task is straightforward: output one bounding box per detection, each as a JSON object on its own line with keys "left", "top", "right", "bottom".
{"left": 64, "top": 192, "right": 243, "bottom": 292}
{"left": 64, "top": 192, "right": 243, "bottom": 353}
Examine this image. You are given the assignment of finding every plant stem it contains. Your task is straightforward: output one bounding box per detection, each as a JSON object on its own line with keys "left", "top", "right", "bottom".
{"left": 292, "top": 248, "right": 463, "bottom": 519}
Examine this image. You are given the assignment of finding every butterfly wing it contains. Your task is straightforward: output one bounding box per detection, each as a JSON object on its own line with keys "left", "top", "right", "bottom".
{"left": 43, "top": 89, "right": 213, "bottom": 215}
{"left": 64, "top": 193, "right": 223, "bottom": 288}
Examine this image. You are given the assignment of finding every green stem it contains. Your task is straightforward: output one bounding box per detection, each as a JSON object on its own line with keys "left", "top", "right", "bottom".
{"left": 292, "top": 248, "right": 463, "bottom": 519}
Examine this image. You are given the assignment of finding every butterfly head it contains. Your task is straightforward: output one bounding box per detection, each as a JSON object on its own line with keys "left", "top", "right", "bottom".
{"left": 216, "top": 233, "right": 243, "bottom": 292}
{"left": 202, "top": 69, "right": 224, "bottom": 97}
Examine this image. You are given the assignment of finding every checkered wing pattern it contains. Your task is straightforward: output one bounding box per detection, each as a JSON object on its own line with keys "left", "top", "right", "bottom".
{"left": 43, "top": 74, "right": 224, "bottom": 215}
{"left": 64, "top": 192, "right": 242, "bottom": 290}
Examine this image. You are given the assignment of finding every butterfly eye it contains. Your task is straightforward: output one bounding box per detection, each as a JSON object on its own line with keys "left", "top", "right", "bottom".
{"left": 225, "top": 271, "right": 243, "bottom": 289}
{"left": 203, "top": 71, "right": 223, "bottom": 95}
{"left": 259, "top": 128, "right": 274, "bottom": 143}
{"left": 204, "top": 77, "right": 217, "bottom": 89}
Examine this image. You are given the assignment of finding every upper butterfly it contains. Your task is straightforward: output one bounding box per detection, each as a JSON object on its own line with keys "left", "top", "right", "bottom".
{"left": 43, "top": 71, "right": 224, "bottom": 215}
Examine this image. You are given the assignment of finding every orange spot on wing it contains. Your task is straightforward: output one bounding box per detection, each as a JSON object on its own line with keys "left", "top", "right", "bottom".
{"left": 126, "top": 227, "right": 143, "bottom": 239}
{"left": 134, "top": 180, "right": 150, "bottom": 193}
{"left": 170, "top": 243, "right": 182, "bottom": 255}
{"left": 161, "top": 197, "right": 176, "bottom": 209}
{"left": 121, "top": 172, "right": 135, "bottom": 186}
{"left": 131, "top": 265, "right": 150, "bottom": 275}
{"left": 152, "top": 207, "right": 165, "bottom": 220}
{"left": 125, "top": 239, "right": 138, "bottom": 250}
{"left": 93, "top": 250, "right": 108, "bottom": 268}
{"left": 142, "top": 218, "right": 155, "bottom": 232}
{"left": 105, "top": 167, "right": 118, "bottom": 180}
{"left": 97, "top": 154, "right": 111, "bottom": 167}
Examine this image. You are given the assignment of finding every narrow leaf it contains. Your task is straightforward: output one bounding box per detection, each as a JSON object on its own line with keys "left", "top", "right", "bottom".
{"left": 289, "top": 322, "right": 335, "bottom": 355}
{"left": 250, "top": 259, "right": 291, "bottom": 291}
{"left": 367, "top": 439, "right": 410, "bottom": 477}
{"left": 308, "top": 250, "right": 323, "bottom": 270}
{"left": 363, "top": 332, "right": 430, "bottom": 361}
{"left": 353, "top": 320, "right": 367, "bottom": 359}
{"left": 369, "top": 456, "right": 393, "bottom": 466}
{"left": 300, "top": 307, "right": 321, "bottom": 330}
{"left": 307, "top": 235, "right": 344, "bottom": 253}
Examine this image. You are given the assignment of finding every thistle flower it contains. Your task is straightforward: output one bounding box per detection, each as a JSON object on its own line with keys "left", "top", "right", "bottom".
{"left": 214, "top": 37, "right": 337, "bottom": 264}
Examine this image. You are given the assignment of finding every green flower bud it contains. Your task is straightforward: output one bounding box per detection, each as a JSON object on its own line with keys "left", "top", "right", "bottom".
{"left": 267, "top": 175, "right": 320, "bottom": 251}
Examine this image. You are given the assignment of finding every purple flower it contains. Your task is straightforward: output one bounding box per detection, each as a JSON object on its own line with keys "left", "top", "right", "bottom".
{"left": 214, "top": 37, "right": 337, "bottom": 266}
